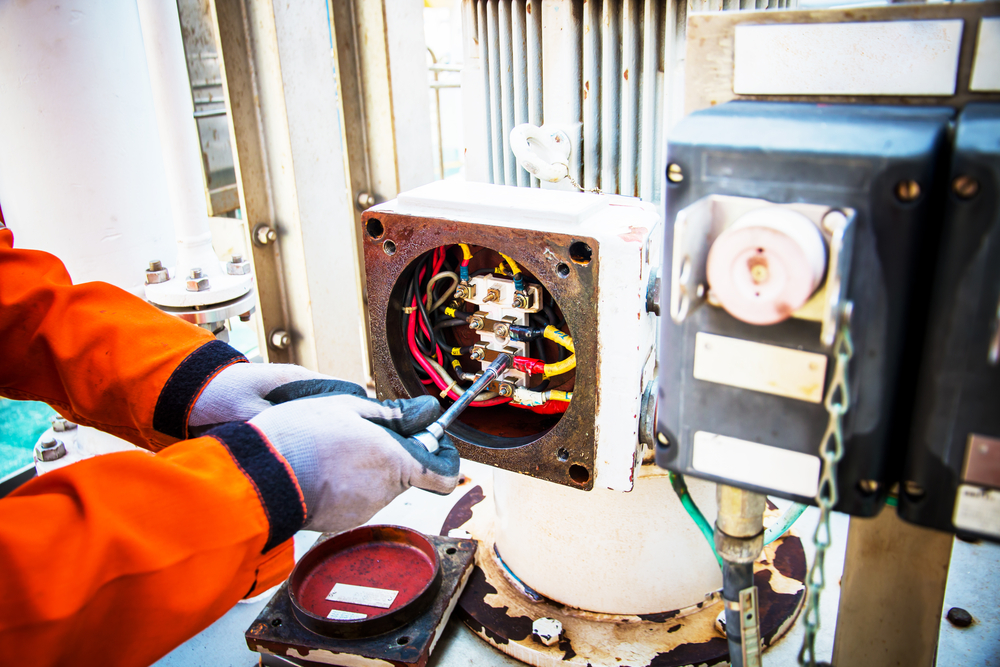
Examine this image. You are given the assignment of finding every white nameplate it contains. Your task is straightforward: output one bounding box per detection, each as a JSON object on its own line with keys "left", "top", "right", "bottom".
{"left": 953, "top": 485, "right": 1000, "bottom": 538}
{"left": 971, "top": 18, "right": 1000, "bottom": 92}
{"left": 693, "top": 431, "right": 820, "bottom": 498}
{"left": 326, "top": 609, "right": 368, "bottom": 621}
{"left": 326, "top": 583, "right": 399, "bottom": 609}
{"left": 693, "top": 332, "right": 827, "bottom": 403}
{"left": 734, "top": 21, "right": 963, "bottom": 96}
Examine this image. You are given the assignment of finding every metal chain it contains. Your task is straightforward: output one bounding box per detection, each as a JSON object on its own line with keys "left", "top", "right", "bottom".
{"left": 565, "top": 172, "right": 603, "bottom": 194}
{"left": 798, "top": 311, "right": 854, "bottom": 667}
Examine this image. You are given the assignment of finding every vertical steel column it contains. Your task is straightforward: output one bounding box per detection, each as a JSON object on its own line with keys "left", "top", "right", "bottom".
{"left": 477, "top": 1, "right": 495, "bottom": 184}
{"left": 527, "top": 0, "right": 544, "bottom": 187}
{"left": 583, "top": 0, "right": 602, "bottom": 191}
{"left": 512, "top": 0, "right": 530, "bottom": 187}
{"left": 498, "top": 0, "right": 518, "bottom": 186}
{"left": 639, "top": 0, "right": 662, "bottom": 202}
{"left": 601, "top": 0, "right": 621, "bottom": 194}
{"left": 486, "top": 1, "right": 505, "bottom": 184}
{"left": 620, "top": 0, "right": 642, "bottom": 198}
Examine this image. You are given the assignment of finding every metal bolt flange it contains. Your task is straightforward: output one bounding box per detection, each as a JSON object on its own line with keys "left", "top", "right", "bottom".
{"left": 269, "top": 329, "right": 291, "bottom": 350}
{"left": 145, "top": 259, "right": 169, "bottom": 285}
{"left": 186, "top": 268, "right": 210, "bottom": 292}
{"left": 227, "top": 254, "right": 251, "bottom": 275}
{"left": 35, "top": 436, "right": 67, "bottom": 462}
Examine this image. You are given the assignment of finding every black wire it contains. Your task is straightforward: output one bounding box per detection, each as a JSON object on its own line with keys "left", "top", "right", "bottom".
{"left": 434, "top": 318, "right": 468, "bottom": 330}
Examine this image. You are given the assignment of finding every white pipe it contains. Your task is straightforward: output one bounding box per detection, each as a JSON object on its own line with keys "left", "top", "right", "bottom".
{"left": 136, "top": 0, "right": 221, "bottom": 280}
{"left": 601, "top": 0, "right": 622, "bottom": 194}
{"left": 486, "top": 1, "right": 505, "bottom": 184}
{"left": 621, "top": 0, "right": 641, "bottom": 198}
{"left": 583, "top": 0, "right": 602, "bottom": 191}
{"left": 512, "top": 0, "right": 530, "bottom": 188}
{"left": 498, "top": 0, "right": 518, "bottom": 186}
{"left": 0, "top": 1, "right": 176, "bottom": 296}
{"left": 477, "top": 0, "right": 495, "bottom": 184}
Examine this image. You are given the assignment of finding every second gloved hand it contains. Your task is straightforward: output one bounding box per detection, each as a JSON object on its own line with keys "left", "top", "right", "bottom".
{"left": 247, "top": 393, "right": 460, "bottom": 534}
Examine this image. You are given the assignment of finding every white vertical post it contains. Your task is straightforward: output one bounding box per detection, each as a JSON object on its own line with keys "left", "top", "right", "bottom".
{"left": 640, "top": 0, "right": 662, "bottom": 203}
{"left": 620, "top": 0, "right": 642, "bottom": 198}
{"left": 583, "top": 0, "right": 602, "bottom": 191}
{"left": 486, "top": 1, "right": 505, "bottom": 184}
{"left": 476, "top": 0, "right": 496, "bottom": 184}
{"left": 526, "top": 0, "right": 544, "bottom": 187}
{"left": 601, "top": 0, "right": 621, "bottom": 194}
{"left": 498, "top": 1, "right": 518, "bottom": 186}
{"left": 512, "top": 0, "right": 530, "bottom": 187}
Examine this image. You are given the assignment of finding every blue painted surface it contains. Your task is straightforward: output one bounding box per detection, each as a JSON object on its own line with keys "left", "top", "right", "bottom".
{"left": 0, "top": 398, "right": 56, "bottom": 478}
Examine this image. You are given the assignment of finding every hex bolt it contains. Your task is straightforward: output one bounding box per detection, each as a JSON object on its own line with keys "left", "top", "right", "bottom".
{"left": 946, "top": 607, "right": 973, "bottom": 628}
{"left": 493, "top": 323, "right": 510, "bottom": 340}
{"left": 953, "top": 175, "right": 980, "bottom": 200}
{"left": 227, "top": 254, "right": 251, "bottom": 275}
{"left": 469, "top": 346, "right": 486, "bottom": 361}
{"left": 35, "top": 436, "right": 67, "bottom": 462}
{"left": 468, "top": 315, "right": 485, "bottom": 331}
{"left": 483, "top": 288, "right": 501, "bottom": 303}
{"left": 511, "top": 293, "right": 529, "bottom": 309}
{"left": 357, "top": 191, "right": 376, "bottom": 210}
{"left": 254, "top": 223, "right": 278, "bottom": 246}
{"left": 145, "top": 259, "right": 169, "bottom": 285}
{"left": 186, "top": 268, "right": 211, "bottom": 292}
{"left": 895, "top": 180, "right": 921, "bottom": 203}
{"left": 498, "top": 382, "right": 514, "bottom": 398}
{"left": 50, "top": 417, "right": 78, "bottom": 433}
{"left": 269, "top": 329, "right": 291, "bottom": 350}
{"left": 667, "top": 163, "right": 684, "bottom": 183}
{"left": 531, "top": 618, "right": 562, "bottom": 647}
{"left": 454, "top": 285, "right": 469, "bottom": 300}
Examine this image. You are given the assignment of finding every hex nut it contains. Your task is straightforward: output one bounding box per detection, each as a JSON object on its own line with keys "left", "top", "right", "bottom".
{"left": 227, "top": 255, "right": 251, "bottom": 275}
{"left": 498, "top": 382, "right": 515, "bottom": 398}
{"left": 493, "top": 323, "right": 510, "bottom": 340}
{"left": 35, "top": 436, "right": 67, "bottom": 462}
{"left": 145, "top": 259, "right": 169, "bottom": 285}
{"left": 469, "top": 315, "right": 485, "bottom": 331}
{"left": 483, "top": 288, "right": 501, "bottom": 303}
{"left": 531, "top": 617, "right": 562, "bottom": 646}
{"left": 269, "top": 329, "right": 291, "bottom": 350}
{"left": 469, "top": 346, "right": 486, "bottom": 361}
{"left": 51, "top": 418, "right": 77, "bottom": 433}
{"left": 186, "top": 268, "right": 211, "bottom": 292}
{"left": 512, "top": 293, "right": 529, "bottom": 309}
{"left": 254, "top": 224, "right": 278, "bottom": 246}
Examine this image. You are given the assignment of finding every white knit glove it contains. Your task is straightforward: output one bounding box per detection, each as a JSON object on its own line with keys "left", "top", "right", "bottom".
{"left": 248, "top": 383, "right": 460, "bottom": 534}
{"left": 189, "top": 363, "right": 332, "bottom": 429}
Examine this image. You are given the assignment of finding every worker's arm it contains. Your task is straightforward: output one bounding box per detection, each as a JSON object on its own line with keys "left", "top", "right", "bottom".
{"left": 0, "top": 427, "right": 305, "bottom": 667}
{"left": 0, "top": 226, "right": 243, "bottom": 449}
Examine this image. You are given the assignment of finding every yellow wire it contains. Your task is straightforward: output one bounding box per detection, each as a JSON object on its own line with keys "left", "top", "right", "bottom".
{"left": 548, "top": 390, "right": 572, "bottom": 402}
{"left": 499, "top": 252, "right": 521, "bottom": 276}
{"left": 458, "top": 243, "right": 473, "bottom": 261}
{"left": 542, "top": 325, "right": 576, "bottom": 378}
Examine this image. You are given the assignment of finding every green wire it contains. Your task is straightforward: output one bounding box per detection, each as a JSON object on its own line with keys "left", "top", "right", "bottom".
{"left": 669, "top": 473, "right": 812, "bottom": 567}
{"left": 668, "top": 472, "right": 723, "bottom": 568}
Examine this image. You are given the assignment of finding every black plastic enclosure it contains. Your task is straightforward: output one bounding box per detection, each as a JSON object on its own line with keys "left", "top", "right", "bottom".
{"left": 655, "top": 102, "right": 954, "bottom": 516}
{"left": 898, "top": 104, "right": 1000, "bottom": 542}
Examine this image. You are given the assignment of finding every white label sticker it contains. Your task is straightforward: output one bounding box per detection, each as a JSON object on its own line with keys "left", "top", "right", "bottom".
{"left": 734, "top": 20, "right": 963, "bottom": 96}
{"left": 326, "top": 583, "right": 399, "bottom": 609}
{"left": 326, "top": 609, "right": 368, "bottom": 621}
{"left": 692, "top": 431, "right": 821, "bottom": 498}
{"left": 953, "top": 485, "right": 1000, "bottom": 538}
{"left": 693, "top": 333, "right": 827, "bottom": 403}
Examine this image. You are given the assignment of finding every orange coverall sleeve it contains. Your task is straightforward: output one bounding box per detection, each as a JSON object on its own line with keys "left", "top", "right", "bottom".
{"left": 0, "top": 226, "right": 306, "bottom": 666}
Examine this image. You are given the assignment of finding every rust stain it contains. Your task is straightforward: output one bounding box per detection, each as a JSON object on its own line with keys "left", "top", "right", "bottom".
{"left": 619, "top": 226, "right": 649, "bottom": 243}
{"left": 440, "top": 485, "right": 485, "bottom": 536}
{"left": 624, "top": 69, "right": 629, "bottom": 81}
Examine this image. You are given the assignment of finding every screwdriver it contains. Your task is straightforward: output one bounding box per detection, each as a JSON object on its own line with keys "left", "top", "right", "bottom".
{"left": 412, "top": 353, "right": 513, "bottom": 453}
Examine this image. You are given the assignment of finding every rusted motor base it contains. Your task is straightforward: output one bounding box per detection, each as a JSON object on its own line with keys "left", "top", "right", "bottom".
{"left": 444, "top": 480, "right": 807, "bottom": 667}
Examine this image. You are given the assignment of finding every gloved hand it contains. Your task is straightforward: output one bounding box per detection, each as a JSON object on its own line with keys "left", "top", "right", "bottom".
{"left": 247, "top": 381, "right": 460, "bottom": 534}
{"left": 189, "top": 362, "right": 332, "bottom": 430}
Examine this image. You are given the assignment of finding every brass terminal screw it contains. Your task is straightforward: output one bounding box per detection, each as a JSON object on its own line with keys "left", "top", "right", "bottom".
{"left": 493, "top": 323, "right": 510, "bottom": 339}
{"left": 454, "top": 285, "right": 469, "bottom": 300}
{"left": 469, "top": 315, "right": 485, "bottom": 330}
{"left": 512, "top": 292, "right": 529, "bottom": 309}
{"left": 483, "top": 288, "right": 501, "bottom": 303}
{"left": 498, "top": 382, "right": 515, "bottom": 398}
{"left": 953, "top": 175, "right": 980, "bottom": 200}
{"left": 895, "top": 180, "right": 921, "bottom": 203}
{"left": 469, "top": 346, "right": 486, "bottom": 361}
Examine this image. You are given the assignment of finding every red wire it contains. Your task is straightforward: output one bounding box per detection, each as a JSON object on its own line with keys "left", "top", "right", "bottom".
{"left": 406, "top": 300, "right": 510, "bottom": 407}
